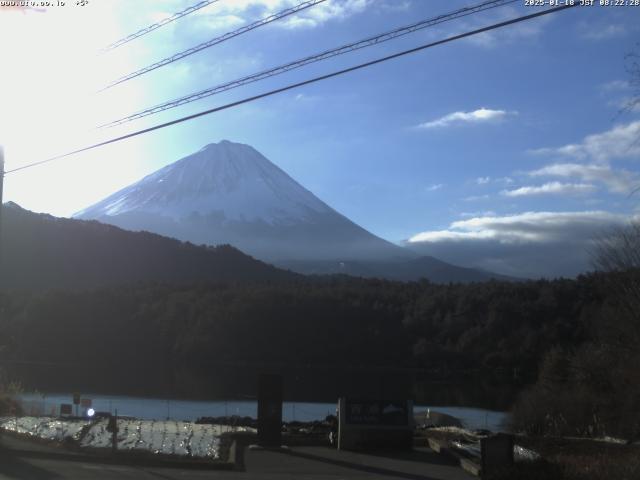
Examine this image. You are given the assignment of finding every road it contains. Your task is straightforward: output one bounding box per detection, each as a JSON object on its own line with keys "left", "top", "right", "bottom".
{"left": 0, "top": 434, "right": 472, "bottom": 480}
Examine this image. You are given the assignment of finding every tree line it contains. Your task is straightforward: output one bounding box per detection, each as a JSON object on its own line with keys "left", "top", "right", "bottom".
{"left": 0, "top": 272, "right": 610, "bottom": 401}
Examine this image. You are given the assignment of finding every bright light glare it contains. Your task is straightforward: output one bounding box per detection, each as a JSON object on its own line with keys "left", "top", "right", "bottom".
{"left": 0, "top": 6, "right": 112, "bottom": 157}
{"left": 87, "top": 408, "right": 95, "bottom": 417}
{"left": 0, "top": 3, "right": 146, "bottom": 216}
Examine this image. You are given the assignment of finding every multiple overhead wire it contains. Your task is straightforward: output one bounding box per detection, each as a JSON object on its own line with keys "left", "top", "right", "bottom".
{"left": 100, "top": 0, "right": 328, "bottom": 91}
{"left": 4, "top": 3, "right": 579, "bottom": 176}
{"left": 99, "top": 0, "right": 220, "bottom": 54}
{"left": 98, "top": 0, "right": 518, "bottom": 129}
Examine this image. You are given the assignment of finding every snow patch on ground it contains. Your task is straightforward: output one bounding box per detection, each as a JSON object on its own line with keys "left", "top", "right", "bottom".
{"left": 0, "top": 416, "right": 255, "bottom": 459}
{"left": 428, "top": 426, "right": 541, "bottom": 463}
{"left": 0, "top": 416, "right": 89, "bottom": 441}
{"left": 429, "top": 426, "right": 476, "bottom": 436}
{"left": 514, "top": 444, "right": 540, "bottom": 461}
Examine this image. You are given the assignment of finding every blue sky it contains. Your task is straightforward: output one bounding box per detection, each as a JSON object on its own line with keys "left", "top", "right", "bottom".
{"left": 1, "top": 0, "right": 640, "bottom": 277}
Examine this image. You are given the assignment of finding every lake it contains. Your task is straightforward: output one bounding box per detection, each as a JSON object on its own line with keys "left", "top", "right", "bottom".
{"left": 17, "top": 393, "right": 508, "bottom": 431}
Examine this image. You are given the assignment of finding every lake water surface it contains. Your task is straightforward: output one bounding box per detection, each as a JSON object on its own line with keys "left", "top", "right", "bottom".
{"left": 18, "top": 393, "right": 508, "bottom": 431}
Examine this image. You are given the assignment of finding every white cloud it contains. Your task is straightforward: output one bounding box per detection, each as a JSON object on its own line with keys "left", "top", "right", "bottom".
{"left": 406, "top": 211, "right": 638, "bottom": 278}
{"left": 501, "top": 181, "right": 596, "bottom": 197}
{"left": 426, "top": 183, "right": 444, "bottom": 192}
{"left": 416, "top": 108, "right": 514, "bottom": 129}
{"left": 293, "top": 92, "right": 320, "bottom": 102}
{"left": 188, "top": 0, "right": 369, "bottom": 31}
{"left": 476, "top": 176, "right": 491, "bottom": 185}
{"left": 581, "top": 24, "right": 626, "bottom": 40}
{"left": 608, "top": 96, "right": 640, "bottom": 113}
{"left": 601, "top": 79, "right": 631, "bottom": 92}
{"left": 197, "top": 14, "right": 244, "bottom": 30}
{"left": 195, "top": 0, "right": 290, "bottom": 14}
{"left": 529, "top": 163, "right": 639, "bottom": 195}
{"left": 378, "top": 0, "right": 411, "bottom": 12}
{"left": 600, "top": 80, "right": 639, "bottom": 112}
{"left": 285, "top": 0, "right": 369, "bottom": 29}
{"left": 409, "top": 211, "right": 629, "bottom": 245}
{"left": 458, "top": 5, "right": 553, "bottom": 49}
{"left": 529, "top": 121, "right": 640, "bottom": 163}
{"left": 149, "top": 10, "right": 173, "bottom": 23}
{"left": 460, "top": 210, "right": 496, "bottom": 218}
{"left": 280, "top": 15, "right": 318, "bottom": 28}
{"left": 463, "top": 194, "right": 490, "bottom": 202}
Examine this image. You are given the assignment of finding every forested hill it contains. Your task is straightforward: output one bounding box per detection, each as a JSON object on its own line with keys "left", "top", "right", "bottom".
{"left": 0, "top": 273, "right": 613, "bottom": 400}
{"left": 0, "top": 203, "right": 298, "bottom": 290}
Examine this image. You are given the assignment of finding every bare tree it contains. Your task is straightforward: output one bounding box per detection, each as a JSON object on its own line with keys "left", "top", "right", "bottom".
{"left": 590, "top": 223, "right": 640, "bottom": 343}
{"left": 623, "top": 42, "right": 640, "bottom": 115}
{"left": 592, "top": 222, "right": 640, "bottom": 271}
{"left": 590, "top": 223, "right": 640, "bottom": 441}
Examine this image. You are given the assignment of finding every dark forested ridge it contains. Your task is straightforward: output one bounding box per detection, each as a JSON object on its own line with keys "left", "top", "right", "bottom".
{"left": 0, "top": 202, "right": 298, "bottom": 290}
{"left": 0, "top": 202, "right": 626, "bottom": 405}
{"left": 0, "top": 272, "right": 611, "bottom": 402}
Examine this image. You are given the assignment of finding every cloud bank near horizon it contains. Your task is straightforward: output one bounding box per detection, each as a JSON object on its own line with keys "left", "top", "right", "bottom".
{"left": 407, "top": 211, "right": 638, "bottom": 278}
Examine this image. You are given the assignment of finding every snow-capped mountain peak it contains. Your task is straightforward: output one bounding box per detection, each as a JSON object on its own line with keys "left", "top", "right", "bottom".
{"left": 75, "top": 140, "right": 410, "bottom": 262}
{"left": 75, "top": 140, "right": 330, "bottom": 226}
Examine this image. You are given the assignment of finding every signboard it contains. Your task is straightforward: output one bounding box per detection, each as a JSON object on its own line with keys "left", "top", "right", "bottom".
{"left": 80, "top": 398, "right": 92, "bottom": 408}
{"left": 72, "top": 393, "right": 80, "bottom": 405}
{"left": 60, "top": 404, "right": 72, "bottom": 416}
{"left": 338, "top": 398, "right": 413, "bottom": 451}
{"left": 344, "top": 400, "right": 409, "bottom": 426}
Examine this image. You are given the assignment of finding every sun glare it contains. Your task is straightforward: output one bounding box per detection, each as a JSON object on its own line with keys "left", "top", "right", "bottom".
{"left": 0, "top": 3, "right": 146, "bottom": 215}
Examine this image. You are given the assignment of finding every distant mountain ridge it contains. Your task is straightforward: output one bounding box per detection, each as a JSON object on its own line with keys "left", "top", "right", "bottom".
{"left": 0, "top": 202, "right": 297, "bottom": 290}
{"left": 278, "top": 257, "right": 514, "bottom": 283}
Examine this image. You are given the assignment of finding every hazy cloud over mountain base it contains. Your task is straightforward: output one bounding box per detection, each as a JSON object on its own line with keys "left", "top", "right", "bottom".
{"left": 406, "top": 211, "right": 638, "bottom": 279}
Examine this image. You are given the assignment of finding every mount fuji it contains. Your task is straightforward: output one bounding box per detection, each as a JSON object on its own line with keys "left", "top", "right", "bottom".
{"left": 75, "top": 140, "right": 509, "bottom": 282}
{"left": 75, "top": 140, "right": 410, "bottom": 263}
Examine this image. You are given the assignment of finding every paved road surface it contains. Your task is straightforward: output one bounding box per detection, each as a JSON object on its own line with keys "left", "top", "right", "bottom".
{"left": 0, "top": 434, "right": 472, "bottom": 480}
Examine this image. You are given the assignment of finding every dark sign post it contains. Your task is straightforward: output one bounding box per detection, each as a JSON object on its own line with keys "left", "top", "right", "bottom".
{"left": 106, "top": 409, "right": 119, "bottom": 454}
{"left": 481, "top": 433, "right": 514, "bottom": 477}
{"left": 73, "top": 392, "right": 80, "bottom": 417}
{"left": 257, "top": 374, "right": 283, "bottom": 447}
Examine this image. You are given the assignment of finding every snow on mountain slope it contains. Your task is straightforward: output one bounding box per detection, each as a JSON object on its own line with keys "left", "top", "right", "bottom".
{"left": 76, "top": 140, "right": 330, "bottom": 225}
{"left": 75, "top": 140, "right": 411, "bottom": 262}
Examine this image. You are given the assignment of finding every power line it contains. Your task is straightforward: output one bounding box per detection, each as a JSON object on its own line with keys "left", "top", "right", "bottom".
{"left": 99, "top": 0, "right": 517, "bottom": 128}
{"left": 100, "top": 0, "right": 219, "bottom": 54}
{"left": 0, "top": 359, "right": 78, "bottom": 367}
{"left": 5, "top": 4, "right": 578, "bottom": 176}
{"left": 101, "top": 0, "right": 328, "bottom": 91}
